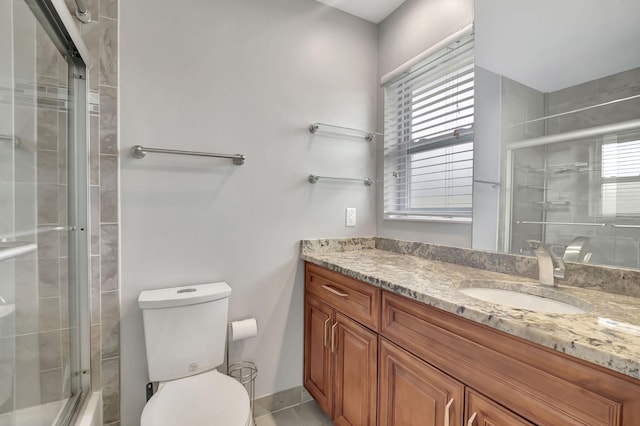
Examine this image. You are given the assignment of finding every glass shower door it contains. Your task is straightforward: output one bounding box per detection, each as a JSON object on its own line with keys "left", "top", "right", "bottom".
{"left": 0, "top": 0, "right": 89, "bottom": 424}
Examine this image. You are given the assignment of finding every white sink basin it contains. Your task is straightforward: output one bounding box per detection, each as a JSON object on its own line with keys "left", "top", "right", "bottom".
{"left": 457, "top": 281, "right": 589, "bottom": 315}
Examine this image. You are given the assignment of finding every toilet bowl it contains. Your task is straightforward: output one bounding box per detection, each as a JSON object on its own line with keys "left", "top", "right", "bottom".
{"left": 141, "top": 369, "right": 251, "bottom": 426}
{"left": 138, "top": 282, "right": 252, "bottom": 426}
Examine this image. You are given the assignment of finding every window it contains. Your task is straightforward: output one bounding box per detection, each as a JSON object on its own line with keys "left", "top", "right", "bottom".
{"left": 601, "top": 136, "right": 640, "bottom": 216}
{"left": 383, "top": 33, "right": 474, "bottom": 221}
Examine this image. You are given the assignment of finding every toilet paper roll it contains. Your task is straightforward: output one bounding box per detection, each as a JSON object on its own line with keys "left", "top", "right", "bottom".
{"left": 230, "top": 318, "right": 258, "bottom": 341}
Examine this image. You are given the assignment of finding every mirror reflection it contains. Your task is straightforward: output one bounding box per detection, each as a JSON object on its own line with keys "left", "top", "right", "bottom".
{"left": 474, "top": 0, "right": 640, "bottom": 269}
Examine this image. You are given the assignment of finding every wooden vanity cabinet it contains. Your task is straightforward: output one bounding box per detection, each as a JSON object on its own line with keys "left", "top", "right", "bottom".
{"left": 378, "top": 338, "right": 464, "bottom": 426}
{"left": 304, "top": 264, "right": 379, "bottom": 425}
{"left": 381, "top": 290, "right": 640, "bottom": 426}
{"left": 304, "top": 263, "right": 640, "bottom": 426}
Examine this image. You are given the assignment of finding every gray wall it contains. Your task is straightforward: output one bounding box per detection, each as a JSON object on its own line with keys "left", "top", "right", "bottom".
{"left": 119, "top": 0, "right": 377, "bottom": 424}
{"left": 376, "top": 0, "right": 474, "bottom": 247}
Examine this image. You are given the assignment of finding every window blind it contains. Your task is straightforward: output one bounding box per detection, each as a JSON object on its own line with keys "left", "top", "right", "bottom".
{"left": 383, "top": 33, "right": 474, "bottom": 221}
{"left": 601, "top": 137, "right": 640, "bottom": 216}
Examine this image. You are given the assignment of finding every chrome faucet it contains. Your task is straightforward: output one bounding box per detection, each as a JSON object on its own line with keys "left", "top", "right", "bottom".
{"left": 527, "top": 240, "right": 565, "bottom": 287}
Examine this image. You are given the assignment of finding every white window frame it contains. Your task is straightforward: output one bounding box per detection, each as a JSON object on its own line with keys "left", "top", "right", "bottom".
{"left": 382, "top": 32, "right": 475, "bottom": 223}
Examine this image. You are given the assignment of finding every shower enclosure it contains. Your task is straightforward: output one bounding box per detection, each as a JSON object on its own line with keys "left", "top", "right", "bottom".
{"left": 500, "top": 67, "right": 640, "bottom": 270}
{"left": 0, "top": 0, "right": 90, "bottom": 424}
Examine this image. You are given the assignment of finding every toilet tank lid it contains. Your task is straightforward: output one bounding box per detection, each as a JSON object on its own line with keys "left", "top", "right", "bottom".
{"left": 138, "top": 282, "right": 231, "bottom": 309}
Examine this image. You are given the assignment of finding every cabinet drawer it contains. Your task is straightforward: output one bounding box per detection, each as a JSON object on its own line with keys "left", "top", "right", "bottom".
{"left": 465, "top": 388, "right": 534, "bottom": 426}
{"left": 381, "top": 291, "right": 623, "bottom": 426}
{"left": 305, "top": 263, "right": 380, "bottom": 331}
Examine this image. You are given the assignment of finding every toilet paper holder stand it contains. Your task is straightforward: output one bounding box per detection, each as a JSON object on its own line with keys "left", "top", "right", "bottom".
{"left": 226, "top": 319, "right": 258, "bottom": 423}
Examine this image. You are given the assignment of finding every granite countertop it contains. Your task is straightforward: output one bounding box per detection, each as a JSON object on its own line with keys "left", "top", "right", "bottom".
{"left": 301, "top": 239, "right": 640, "bottom": 380}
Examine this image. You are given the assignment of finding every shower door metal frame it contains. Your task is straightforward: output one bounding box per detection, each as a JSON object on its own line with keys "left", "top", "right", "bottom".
{"left": 27, "top": 0, "right": 93, "bottom": 424}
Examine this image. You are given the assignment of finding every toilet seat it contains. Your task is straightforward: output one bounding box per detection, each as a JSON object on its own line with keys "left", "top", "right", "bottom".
{"left": 141, "top": 369, "right": 251, "bottom": 426}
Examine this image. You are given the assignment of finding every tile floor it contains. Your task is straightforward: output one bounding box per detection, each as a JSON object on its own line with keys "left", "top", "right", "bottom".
{"left": 254, "top": 400, "right": 333, "bottom": 425}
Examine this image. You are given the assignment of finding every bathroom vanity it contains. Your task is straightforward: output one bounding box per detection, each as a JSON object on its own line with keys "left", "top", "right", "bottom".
{"left": 301, "top": 238, "right": 640, "bottom": 426}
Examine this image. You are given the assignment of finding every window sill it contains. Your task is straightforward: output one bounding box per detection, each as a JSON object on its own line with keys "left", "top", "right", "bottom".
{"left": 384, "top": 215, "right": 472, "bottom": 224}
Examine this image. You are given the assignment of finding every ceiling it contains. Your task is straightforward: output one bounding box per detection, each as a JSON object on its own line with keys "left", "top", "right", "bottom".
{"left": 314, "top": 0, "right": 407, "bottom": 24}
{"left": 475, "top": 0, "right": 640, "bottom": 92}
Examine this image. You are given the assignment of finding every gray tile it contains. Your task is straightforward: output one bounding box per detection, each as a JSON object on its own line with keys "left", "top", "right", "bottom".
{"left": 100, "top": 224, "right": 118, "bottom": 291}
{"left": 99, "top": 86, "right": 117, "bottom": 154}
{"left": 37, "top": 150, "right": 58, "bottom": 184}
{"left": 15, "top": 259, "right": 38, "bottom": 335}
{"left": 0, "top": 128, "right": 13, "bottom": 182}
{"left": 39, "top": 330, "right": 62, "bottom": 371}
{"left": 38, "top": 259, "right": 59, "bottom": 297}
{"left": 0, "top": 336, "right": 15, "bottom": 414}
{"left": 91, "top": 324, "right": 101, "bottom": 392}
{"left": 90, "top": 115, "right": 99, "bottom": 185}
{"left": 14, "top": 106, "right": 37, "bottom": 183}
{"left": 100, "top": 291, "right": 119, "bottom": 359}
{"left": 58, "top": 184, "right": 68, "bottom": 229}
{"left": 596, "top": 67, "right": 640, "bottom": 94}
{"left": 37, "top": 108, "right": 58, "bottom": 151}
{"left": 91, "top": 185, "right": 100, "bottom": 254}
{"left": 100, "top": 0, "right": 118, "bottom": 19}
{"left": 38, "top": 297, "right": 60, "bottom": 332}
{"left": 40, "top": 368, "right": 62, "bottom": 404}
{"left": 254, "top": 386, "right": 303, "bottom": 417}
{"left": 80, "top": 21, "right": 100, "bottom": 91}
{"left": 255, "top": 401, "right": 332, "bottom": 426}
{"left": 37, "top": 183, "right": 59, "bottom": 224}
{"left": 61, "top": 329, "right": 70, "bottom": 398}
{"left": 293, "top": 401, "right": 333, "bottom": 425}
{"left": 57, "top": 111, "right": 67, "bottom": 185}
{"left": 59, "top": 263, "right": 69, "bottom": 329}
{"left": 301, "top": 387, "right": 313, "bottom": 403}
{"left": 37, "top": 226, "right": 59, "bottom": 259}
{"left": 102, "top": 357, "right": 120, "bottom": 424}
{"left": 99, "top": 155, "right": 118, "bottom": 223}
{"left": 15, "top": 334, "right": 40, "bottom": 409}
{"left": 91, "top": 256, "right": 101, "bottom": 325}
{"left": 547, "top": 79, "right": 597, "bottom": 107}
{"left": 36, "top": 26, "right": 59, "bottom": 79}
{"left": 99, "top": 19, "right": 118, "bottom": 87}
{"left": 0, "top": 183, "right": 13, "bottom": 237}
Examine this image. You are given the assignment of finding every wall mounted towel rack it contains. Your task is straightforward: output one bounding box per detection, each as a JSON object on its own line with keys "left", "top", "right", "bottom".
{"left": 309, "top": 122, "right": 382, "bottom": 142}
{"left": 308, "top": 174, "right": 374, "bottom": 186}
{"left": 131, "top": 145, "right": 245, "bottom": 165}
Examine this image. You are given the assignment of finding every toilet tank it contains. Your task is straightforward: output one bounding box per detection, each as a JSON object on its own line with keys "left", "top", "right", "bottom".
{"left": 138, "top": 282, "right": 231, "bottom": 382}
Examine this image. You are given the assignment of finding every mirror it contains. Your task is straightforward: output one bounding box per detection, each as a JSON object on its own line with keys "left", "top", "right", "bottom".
{"left": 473, "top": 0, "right": 640, "bottom": 270}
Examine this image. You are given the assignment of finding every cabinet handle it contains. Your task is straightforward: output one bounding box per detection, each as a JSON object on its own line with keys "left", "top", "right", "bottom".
{"left": 467, "top": 412, "right": 477, "bottom": 426}
{"left": 444, "top": 398, "right": 454, "bottom": 426}
{"left": 331, "top": 322, "right": 338, "bottom": 353}
{"left": 323, "top": 318, "right": 331, "bottom": 347}
{"left": 322, "top": 284, "right": 349, "bottom": 297}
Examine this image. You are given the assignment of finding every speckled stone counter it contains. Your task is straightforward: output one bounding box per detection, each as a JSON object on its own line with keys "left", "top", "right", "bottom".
{"left": 300, "top": 238, "right": 640, "bottom": 380}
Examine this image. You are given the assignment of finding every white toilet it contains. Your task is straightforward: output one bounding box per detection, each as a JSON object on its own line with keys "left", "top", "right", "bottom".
{"left": 138, "top": 282, "right": 252, "bottom": 426}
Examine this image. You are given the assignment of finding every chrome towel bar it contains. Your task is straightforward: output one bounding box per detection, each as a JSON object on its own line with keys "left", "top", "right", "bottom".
{"left": 308, "top": 174, "right": 374, "bottom": 186}
{"left": 131, "top": 145, "right": 245, "bottom": 165}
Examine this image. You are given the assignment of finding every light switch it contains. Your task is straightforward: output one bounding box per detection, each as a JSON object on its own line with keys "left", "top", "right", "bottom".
{"left": 345, "top": 208, "right": 356, "bottom": 227}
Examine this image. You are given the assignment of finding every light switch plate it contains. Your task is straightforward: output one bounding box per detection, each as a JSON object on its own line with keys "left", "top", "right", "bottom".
{"left": 345, "top": 208, "right": 356, "bottom": 227}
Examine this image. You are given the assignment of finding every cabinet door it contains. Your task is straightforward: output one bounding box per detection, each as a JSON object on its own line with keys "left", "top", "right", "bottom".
{"left": 333, "top": 312, "right": 378, "bottom": 426}
{"left": 304, "top": 294, "right": 333, "bottom": 416}
{"left": 379, "top": 338, "right": 464, "bottom": 426}
{"left": 465, "top": 388, "right": 535, "bottom": 426}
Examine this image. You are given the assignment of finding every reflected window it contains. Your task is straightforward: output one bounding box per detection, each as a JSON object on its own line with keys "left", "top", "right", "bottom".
{"left": 601, "top": 139, "right": 640, "bottom": 216}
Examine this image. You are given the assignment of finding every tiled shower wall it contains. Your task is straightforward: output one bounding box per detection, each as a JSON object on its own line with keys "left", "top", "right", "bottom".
{"left": 502, "top": 67, "right": 640, "bottom": 268}
{"left": 64, "top": 0, "right": 120, "bottom": 424}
